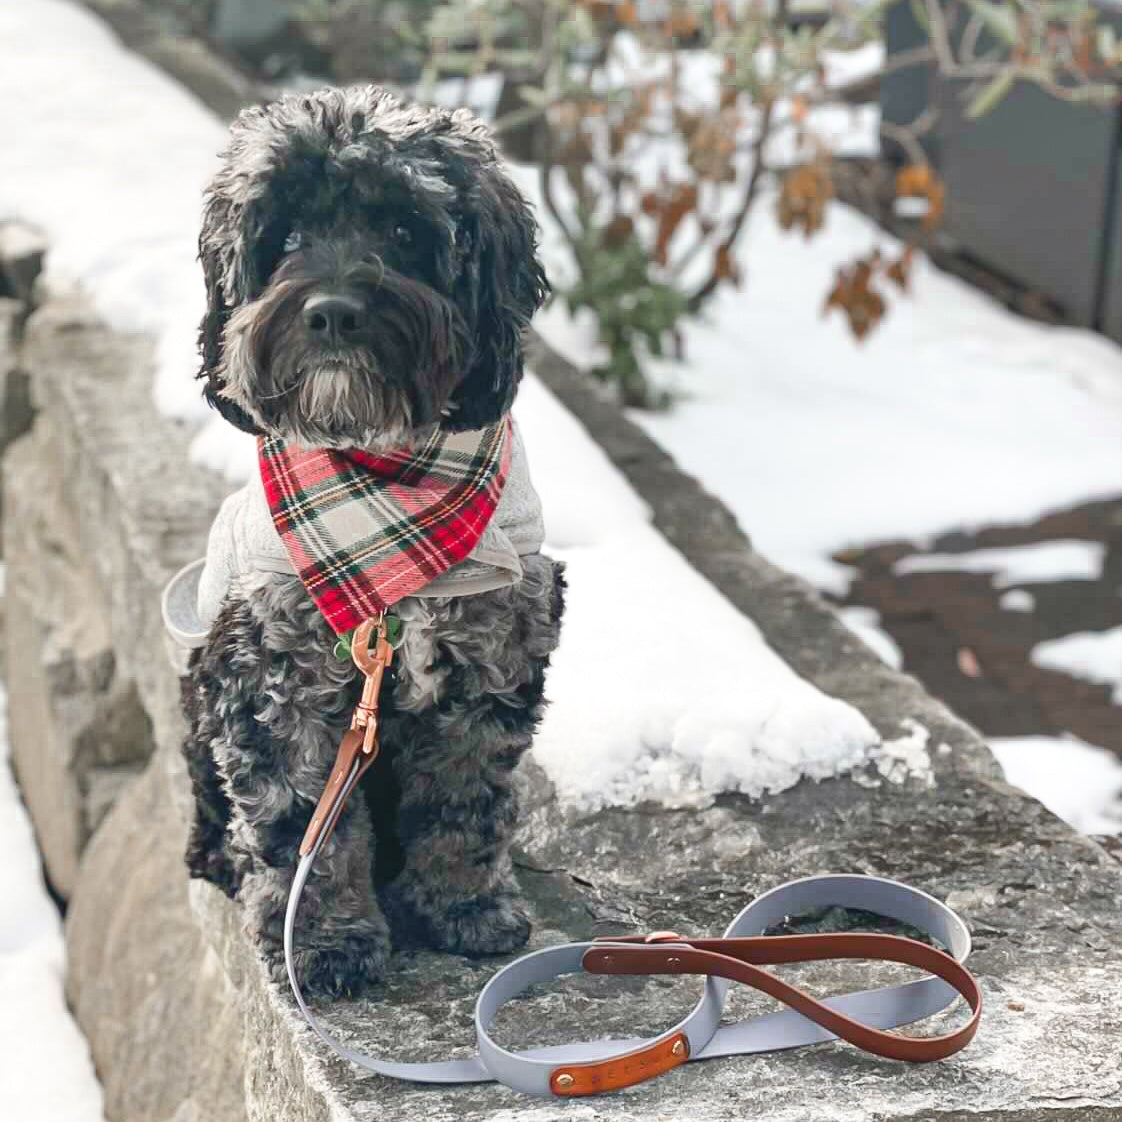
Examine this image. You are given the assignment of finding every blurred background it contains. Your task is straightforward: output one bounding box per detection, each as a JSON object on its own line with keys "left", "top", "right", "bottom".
{"left": 0, "top": 1, "right": 1119, "bottom": 1119}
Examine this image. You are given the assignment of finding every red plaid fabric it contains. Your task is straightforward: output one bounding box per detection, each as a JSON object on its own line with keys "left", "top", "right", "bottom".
{"left": 259, "top": 418, "right": 512, "bottom": 635}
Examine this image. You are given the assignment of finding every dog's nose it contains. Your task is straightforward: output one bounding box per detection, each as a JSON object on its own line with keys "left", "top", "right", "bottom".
{"left": 303, "top": 292, "right": 365, "bottom": 343}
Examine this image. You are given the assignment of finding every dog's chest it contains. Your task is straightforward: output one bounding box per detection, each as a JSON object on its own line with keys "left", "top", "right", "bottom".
{"left": 388, "top": 597, "right": 443, "bottom": 710}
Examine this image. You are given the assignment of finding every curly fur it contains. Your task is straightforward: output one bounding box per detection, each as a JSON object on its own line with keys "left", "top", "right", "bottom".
{"left": 197, "top": 85, "right": 548, "bottom": 442}
{"left": 181, "top": 85, "right": 563, "bottom": 998}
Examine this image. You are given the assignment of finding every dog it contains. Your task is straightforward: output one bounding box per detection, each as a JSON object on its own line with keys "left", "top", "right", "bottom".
{"left": 179, "top": 86, "right": 565, "bottom": 998}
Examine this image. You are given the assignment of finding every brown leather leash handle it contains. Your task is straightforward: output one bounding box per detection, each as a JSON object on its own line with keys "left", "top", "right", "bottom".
{"left": 565, "top": 930, "right": 981, "bottom": 1093}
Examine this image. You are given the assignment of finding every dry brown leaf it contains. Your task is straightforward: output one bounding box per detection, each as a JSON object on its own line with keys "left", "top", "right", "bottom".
{"left": 886, "top": 245, "right": 915, "bottom": 292}
{"left": 823, "top": 253, "right": 886, "bottom": 341}
{"left": 687, "top": 112, "right": 738, "bottom": 183}
{"left": 713, "top": 243, "right": 741, "bottom": 286}
{"left": 895, "top": 164, "right": 945, "bottom": 234}
{"left": 602, "top": 214, "right": 635, "bottom": 247}
{"left": 650, "top": 182, "right": 699, "bottom": 265}
{"left": 778, "top": 161, "right": 834, "bottom": 239}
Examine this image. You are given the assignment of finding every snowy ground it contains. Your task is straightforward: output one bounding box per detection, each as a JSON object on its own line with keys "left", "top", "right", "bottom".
{"left": 894, "top": 540, "right": 1107, "bottom": 586}
{"left": 0, "top": 684, "right": 105, "bottom": 1121}
{"left": 1031, "top": 627, "right": 1122, "bottom": 705}
{"left": 989, "top": 736, "right": 1122, "bottom": 836}
{"left": 535, "top": 201, "right": 1122, "bottom": 595}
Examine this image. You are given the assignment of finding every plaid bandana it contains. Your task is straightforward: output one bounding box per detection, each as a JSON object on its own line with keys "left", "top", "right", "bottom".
{"left": 259, "top": 419, "right": 512, "bottom": 635}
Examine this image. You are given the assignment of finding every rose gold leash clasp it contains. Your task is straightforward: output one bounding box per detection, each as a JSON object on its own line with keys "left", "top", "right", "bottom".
{"left": 349, "top": 613, "right": 395, "bottom": 758}
{"left": 297, "top": 614, "right": 396, "bottom": 856}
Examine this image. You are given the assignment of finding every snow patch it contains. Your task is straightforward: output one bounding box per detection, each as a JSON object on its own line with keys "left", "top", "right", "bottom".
{"left": 530, "top": 150, "right": 1122, "bottom": 592}
{"left": 1030, "top": 627, "right": 1122, "bottom": 702}
{"left": 0, "top": 685, "right": 105, "bottom": 1120}
{"left": 519, "top": 376, "right": 879, "bottom": 810}
{"left": 894, "top": 540, "right": 1106, "bottom": 587}
{"left": 868, "top": 718, "right": 933, "bottom": 787}
{"left": 836, "top": 605, "right": 903, "bottom": 669}
{"left": 999, "top": 588, "right": 1036, "bottom": 613}
{"left": 822, "top": 41, "right": 886, "bottom": 89}
{"left": 0, "top": 0, "right": 225, "bottom": 430}
{"left": 989, "top": 735, "right": 1122, "bottom": 836}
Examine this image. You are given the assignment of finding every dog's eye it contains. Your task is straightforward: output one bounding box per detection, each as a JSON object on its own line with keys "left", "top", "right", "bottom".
{"left": 391, "top": 224, "right": 414, "bottom": 247}
{"left": 283, "top": 231, "right": 302, "bottom": 253}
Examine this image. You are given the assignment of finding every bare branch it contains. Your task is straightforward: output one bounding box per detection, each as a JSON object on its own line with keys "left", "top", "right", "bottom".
{"left": 687, "top": 95, "right": 776, "bottom": 312}
{"left": 879, "top": 118, "right": 931, "bottom": 166}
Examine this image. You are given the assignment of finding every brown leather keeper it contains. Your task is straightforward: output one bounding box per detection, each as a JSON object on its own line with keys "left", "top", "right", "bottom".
{"left": 299, "top": 728, "right": 377, "bottom": 856}
{"left": 582, "top": 931, "right": 981, "bottom": 1064}
{"left": 550, "top": 1032, "right": 689, "bottom": 1096}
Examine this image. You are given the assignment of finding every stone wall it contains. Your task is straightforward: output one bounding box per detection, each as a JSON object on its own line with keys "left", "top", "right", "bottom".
{"left": 4, "top": 287, "right": 1121, "bottom": 1121}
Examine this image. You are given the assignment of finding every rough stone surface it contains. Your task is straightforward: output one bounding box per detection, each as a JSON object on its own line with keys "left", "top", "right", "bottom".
{"left": 4, "top": 418, "right": 153, "bottom": 896}
{"left": 9, "top": 298, "right": 1121, "bottom": 1121}
{"left": 66, "top": 750, "right": 245, "bottom": 1122}
{"left": 0, "top": 296, "right": 25, "bottom": 460}
{"left": 0, "top": 228, "right": 41, "bottom": 463}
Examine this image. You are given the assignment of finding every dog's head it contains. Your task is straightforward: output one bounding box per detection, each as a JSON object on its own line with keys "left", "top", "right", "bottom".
{"left": 197, "top": 87, "right": 548, "bottom": 448}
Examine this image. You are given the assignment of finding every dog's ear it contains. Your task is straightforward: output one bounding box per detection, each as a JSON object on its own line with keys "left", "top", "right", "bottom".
{"left": 196, "top": 185, "right": 266, "bottom": 435}
{"left": 445, "top": 166, "right": 549, "bottom": 430}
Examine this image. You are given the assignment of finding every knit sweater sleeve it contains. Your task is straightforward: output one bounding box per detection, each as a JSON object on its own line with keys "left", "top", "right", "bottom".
{"left": 196, "top": 486, "right": 245, "bottom": 632}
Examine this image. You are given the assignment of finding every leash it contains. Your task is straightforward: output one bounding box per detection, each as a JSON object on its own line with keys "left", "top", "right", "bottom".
{"left": 284, "top": 616, "right": 982, "bottom": 1097}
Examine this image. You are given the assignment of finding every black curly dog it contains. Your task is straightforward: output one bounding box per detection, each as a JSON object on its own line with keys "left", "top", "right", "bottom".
{"left": 181, "top": 87, "right": 564, "bottom": 997}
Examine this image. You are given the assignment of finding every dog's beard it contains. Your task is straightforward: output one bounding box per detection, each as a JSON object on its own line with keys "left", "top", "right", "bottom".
{"left": 220, "top": 268, "right": 470, "bottom": 450}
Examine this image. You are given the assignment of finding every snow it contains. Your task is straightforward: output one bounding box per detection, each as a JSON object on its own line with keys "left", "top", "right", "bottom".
{"left": 989, "top": 736, "right": 1122, "bottom": 836}
{"left": 0, "top": 0, "right": 225, "bottom": 430}
{"left": 868, "top": 719, "right": 932, "bottom": 786}
{"left": 517, "top": 376, "right": 877, "bottom": 808}
{"left": 822, "top": 42, "right": 887, "bottom": 89}
{"left": 0, "top": 686, "right": 105, "bottom": 1121}
{"left": 1030, "top": 627, "right": 1122, "bottom": 703}
{"left": 836, "top": 605, "right": 903, "bottom": 669}
{"left": 0, "top": 0, "right": 885, "bottom": 812}
{"left": 530, "top": 189, "right": 1122, "bottom": 594}
{"left": 999, "top": 588, "right": 1036, "bottom": 613}
{"left": 894, "top": 540, "right": 1106, "bottom": 587}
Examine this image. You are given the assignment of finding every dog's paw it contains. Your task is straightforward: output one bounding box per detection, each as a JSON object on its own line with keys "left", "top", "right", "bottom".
{"left": 438, "top": 894, "right": 532, "bottom": 958}
{"left": 279, "top": 928, "right": 391, "bottom": 999}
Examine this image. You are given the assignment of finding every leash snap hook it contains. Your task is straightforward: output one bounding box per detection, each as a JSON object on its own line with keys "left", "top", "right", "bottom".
{"left": 350, "top": 614, "right": 395, "bottom": 757}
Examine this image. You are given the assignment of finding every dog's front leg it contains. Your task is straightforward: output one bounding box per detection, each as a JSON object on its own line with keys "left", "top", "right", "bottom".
{"left": 377, "top": 563, "right": 563, "bottom": 956}
{"left": 196, "top": 586, "right": 392, "bottom": 997}
{"left": 379, "top": 709, "right": 533, "bottom": 957}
